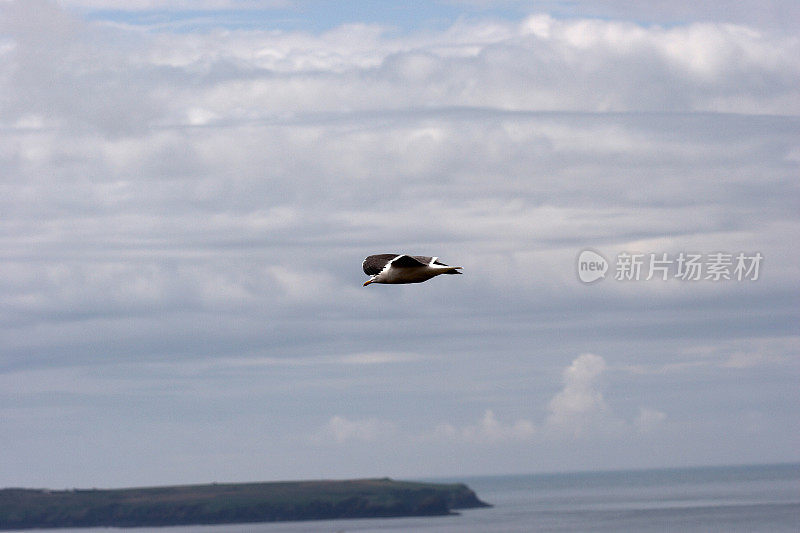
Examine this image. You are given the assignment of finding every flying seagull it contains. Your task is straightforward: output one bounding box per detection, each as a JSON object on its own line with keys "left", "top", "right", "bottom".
{"left": 362, "top": 254, "right": 462, "bottom": 286}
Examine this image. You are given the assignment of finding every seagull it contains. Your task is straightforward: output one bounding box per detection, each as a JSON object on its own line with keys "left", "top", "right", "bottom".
{"left": 362, "top": 254, "right": 462, "bottom": 286}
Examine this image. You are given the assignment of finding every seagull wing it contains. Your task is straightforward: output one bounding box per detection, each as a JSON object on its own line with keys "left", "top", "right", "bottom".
{"left": 390, "top": 255, "right": 430, "bottom": 268}
{"left": 363, "top": 254, "right": 399, "bottom": 275}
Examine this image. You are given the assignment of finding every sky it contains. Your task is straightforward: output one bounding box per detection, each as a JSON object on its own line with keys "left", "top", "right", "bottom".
{"left": 1, "top": 0, "right": 799, "bottom": 489}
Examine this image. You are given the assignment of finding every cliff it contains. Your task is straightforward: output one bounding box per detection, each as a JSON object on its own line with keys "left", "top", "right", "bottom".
{"left": 0, "top": 478, "right": 490, "bottom": 530}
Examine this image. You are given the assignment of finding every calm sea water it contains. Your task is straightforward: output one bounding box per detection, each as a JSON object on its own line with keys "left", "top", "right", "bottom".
{"left": 15, "top": 463, "right": 800, "bottom": 532}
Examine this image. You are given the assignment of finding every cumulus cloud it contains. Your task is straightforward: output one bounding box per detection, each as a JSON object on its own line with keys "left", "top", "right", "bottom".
{"left": 322, "top": 415, "right": 397, "bottom": 444}
{"left": 323, "top": 354, "right": 664, "bottom": 446}
{"left": 129, "top": 14, "right": 800, "bottom": 117}
{"left": 545, "top": 353, "right": 611, "bottom": 435}
{"left": 321, "top": 407, "right": 537, "bottom": 447}
{"left": 5, "top": 2, "right": 799, "bottom": 138}
{"left": 433, "top": 410, "right": 535, "bottom": 443}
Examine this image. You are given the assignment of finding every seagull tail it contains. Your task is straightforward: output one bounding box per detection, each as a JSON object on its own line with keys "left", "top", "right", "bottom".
{"left": 444, "top": 267, "right": 462, "bottom": 275}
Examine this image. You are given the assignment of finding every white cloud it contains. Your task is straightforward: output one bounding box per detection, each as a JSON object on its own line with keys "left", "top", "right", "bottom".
{"left": 5, "top": 3, "right": 798, "bottom": 138}
{"left": 322, "top": 415, "right": 397, "bottom": 444}
{"left": 322, "top": 354, "right": 666, "bottom": 446}
{"left": 0, "top": 1, "right": 164, "bottom": 134}
{"left": 319, "top": 410, "right": 538, "bottom": 447}
{"left": 146, "top": 15, "right": 798, "bottom": 115}
{"left": 432, "top": 410, "right": 535, "bottom": 443}
{"left": 545, "top": 353, "right": 612, "bottom": 435}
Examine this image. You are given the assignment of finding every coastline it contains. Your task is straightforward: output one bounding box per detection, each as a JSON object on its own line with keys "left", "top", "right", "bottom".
{"left": 0, "top": 478, "right": 490, "bottom": 531}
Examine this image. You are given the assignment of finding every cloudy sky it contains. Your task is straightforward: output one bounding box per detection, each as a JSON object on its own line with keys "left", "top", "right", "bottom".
{"left": 1, "top": 0, "right": 798, "bottom": 489}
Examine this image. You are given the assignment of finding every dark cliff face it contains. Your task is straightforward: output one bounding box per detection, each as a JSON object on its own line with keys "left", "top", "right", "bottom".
{"left": 447, "top": 483, "right": 492, "bottom": 509}
{"left": 0, "top": 479, "right": 491, "bottom": 530}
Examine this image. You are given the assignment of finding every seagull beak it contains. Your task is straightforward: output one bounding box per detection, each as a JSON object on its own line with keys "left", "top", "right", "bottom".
{"left": 363, "top": 279, "right": 373, "bottom": 286}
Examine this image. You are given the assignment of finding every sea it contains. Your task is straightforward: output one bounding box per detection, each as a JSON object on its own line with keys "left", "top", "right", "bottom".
{"left": 16, "top": 463, "right": 800, "bottom": 532}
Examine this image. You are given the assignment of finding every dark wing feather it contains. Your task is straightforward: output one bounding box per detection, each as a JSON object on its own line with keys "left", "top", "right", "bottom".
{"left": 390, "top": 255, "right": 429, "bottom": 268}
{"left": 363, "top": 254, "right": 398, "bottom": 275}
